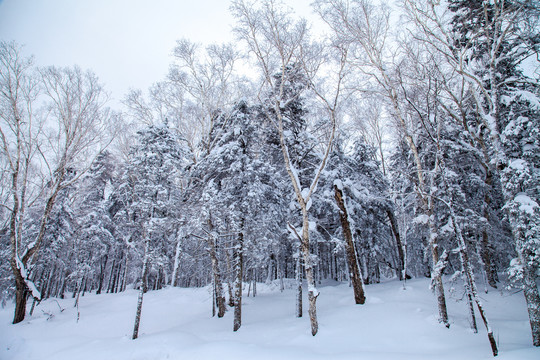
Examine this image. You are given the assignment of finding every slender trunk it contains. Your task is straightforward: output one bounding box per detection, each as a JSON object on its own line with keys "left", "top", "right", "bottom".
{"left": 266, "top": 256, "right": 274, "bottom": 284}
{"left": 171, "top": 237, "right": 182, "bottom": 287}
{"left": 43, "top": 266, "right": 54, "bottom": 300}
{"left": 429, "top": 218, "right": 450, "bottom": 328}
{"left": 447, "top": 197, "right": 498, "bottom": 356}
{"left": 233, "top": 231, "right": 243, "bottom": 332}
{"left": 301, "top": 212, "right": 319, "bottom": 336}
{"left": 121, "top": 255, "right": 129, "bottom": 292}
{"left": 59, "top": 270, "right": 68, "bottom": 299}
{"left": 107, "top": 259, "right": 116, "bottom": 293}
{"left": 132, "top": 240, "right": 150, "bottom": 340}
{"left": 208, "top": 237, "right": 226, "bottom": 317}
{"left": 226, "top": 251, "right": 235, "bottom": 308}
{"left": 523, "top": 265, "right": 540, "bottom": 347}
{"left": 96, "top": 254, "right": 108, "bottom": 295}
{"left": 467, "top": 291, "right": 478, "bottom": 333}
{"left": 387, "top": 209, "right": 406, "bottom": 280}
{"left": 296, "top": 254, "right": 302, "bottom": 318}
{"left": 74, "top": 274, "right": 85, "bottom": 308}
{"left": 111, "top": 261, "right": 118, "bottom": 294}
{"left": 481, "top": 170, "right": 497, "bottom": 289}
{"left": 212, "top": 279, "right": 216, "bottom": 317}
{"left": 334, "top": 185, "right": 366, "bottom": 304}
{"left": 278, "top": 258, "right": 285, "bottom": 292}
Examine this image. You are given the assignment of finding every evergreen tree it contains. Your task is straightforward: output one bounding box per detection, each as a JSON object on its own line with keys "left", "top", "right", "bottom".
{"left": 448, "top": 0, "right": 540, "bottom": 345}
{"left": 123, "top": 122, "right": 186, "bottom": 339}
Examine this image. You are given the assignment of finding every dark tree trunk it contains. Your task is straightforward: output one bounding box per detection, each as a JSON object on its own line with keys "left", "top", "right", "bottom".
{"left": 334, "top": 185, "right": 366, "bottom": 304}
{"left": 481, "top": 170, "right": 497, "bottom": 289}
{"left": 13, "top": 275, "right": 28, "bottom": 324}
{"left": 110, "top": 260, "right": 119, "bottom": 294}
{"left": 96, "top": 254, "right": 108, "bottom": 295}
{"left": 387, "top": 209, "right": 407, "bottom": 280}
{"left": 107, "top": 258, "right": 116, "bottom": 293}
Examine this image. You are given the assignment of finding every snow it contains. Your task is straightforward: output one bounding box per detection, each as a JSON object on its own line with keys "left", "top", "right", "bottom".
{"left": 14, "top": 257, "right": 41, "bottom": 301}
{"left": 1, "top": 278, "right": 538, "bottom": 360}
{"left": 516, "top": 90, "right": 540, "bottom": 110}
{"left": 509, "top": 159, "right": 526, "bottom": 171}
{"left": 413, "top": 214, "right": 430, "bottom": 225}
{"left": 513, "top": 193, "right": 539, "bottom": 215}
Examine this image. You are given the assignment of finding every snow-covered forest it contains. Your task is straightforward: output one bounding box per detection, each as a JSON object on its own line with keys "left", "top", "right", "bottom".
{"left": 1, "top": 0, "right": 539, "bottom": 358}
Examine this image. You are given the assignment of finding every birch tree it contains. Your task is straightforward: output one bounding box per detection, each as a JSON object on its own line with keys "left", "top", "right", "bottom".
{"left": 232, "top": 0, "right": 349, "bottom": 336}
{"left": 313, "top": 0, "right": 452, "bottom": 327}
{"left": 1, "top": 42, "right": 113, "bottom": 323}
{"left": 402, "top": 0, "right": 540, "bottom": 346}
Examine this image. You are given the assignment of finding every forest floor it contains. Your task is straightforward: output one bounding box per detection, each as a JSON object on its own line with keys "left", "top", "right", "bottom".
{"left": 0, "top": 277, "right": 538, "bottom": 360}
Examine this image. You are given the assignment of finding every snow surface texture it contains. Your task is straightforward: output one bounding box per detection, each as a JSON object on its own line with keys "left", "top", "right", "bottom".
{"left": 1, "top": 278, "right": 538, "bottom": 360}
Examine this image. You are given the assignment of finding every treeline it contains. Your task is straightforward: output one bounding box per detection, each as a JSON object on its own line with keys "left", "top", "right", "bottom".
{"left": 1, "top": 0, "right": 538, "bottom": 353}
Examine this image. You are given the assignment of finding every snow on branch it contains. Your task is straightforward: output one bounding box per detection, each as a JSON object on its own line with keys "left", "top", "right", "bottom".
{"left": 15, "top": 256, "right": 41, "bottom": 300}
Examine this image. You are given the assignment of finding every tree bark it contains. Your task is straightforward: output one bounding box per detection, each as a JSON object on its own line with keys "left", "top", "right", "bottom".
{"left": 208, "top": 236, "right": 226, "bottom": 318}
{"left": 296, "top": 255, "right": 303, "bottom": 318}
{"left": 171, "top": 236, "right": 182, "bottom": 287}
{"left": 387, "top": 209, "right": 407, "bottom": 280}
{"left": 523, "top": 265, "right": 540, "bottom": 347}
{"left": 233, "top": 231, "right": 243, "bottom": 332}
{"left": 96, "top": 254, "right": 108, "bottom": 295}
{"left": 481, "top": 169, "right": 497, "bottom": 289}
{"left": 334, "top": 185, "right": 366, "bottom": 304}
{"left": 429, "top": 219, "right": 450, "bottom": 328}
{"left": 132, "top": 240, "right": 150, "bottom": 340}
{"left": 301, "top": 211, "right": 319, "bottom": 336}
{"left": 12, "top": 274, "right": 28, "bottom": 324}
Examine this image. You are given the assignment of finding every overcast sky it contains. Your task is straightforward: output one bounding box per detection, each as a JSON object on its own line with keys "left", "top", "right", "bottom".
{"left": 0, "top": 0, "right": 313, "bottom": 105}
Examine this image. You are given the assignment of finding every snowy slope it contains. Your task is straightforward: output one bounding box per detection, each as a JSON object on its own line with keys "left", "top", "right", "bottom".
{"left": 1, "top": 278, "right": 538, "bottom": 360}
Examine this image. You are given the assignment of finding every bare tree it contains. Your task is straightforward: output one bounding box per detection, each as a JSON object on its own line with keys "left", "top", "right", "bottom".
{"left": 0, "top": 42, "right": 114, "bottom": 324}
{"left": 169, "top": 40, "right": 245, "bottom": 159}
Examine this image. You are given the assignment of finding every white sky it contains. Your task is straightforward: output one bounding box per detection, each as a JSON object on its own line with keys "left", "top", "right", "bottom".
{"left": 0, "top": 0, "right": 314, "bottom": 105}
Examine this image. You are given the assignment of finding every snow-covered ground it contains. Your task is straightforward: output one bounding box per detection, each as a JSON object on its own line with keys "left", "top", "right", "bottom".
{"left": 1, "top": 278, "right": 538, "bottom": 360}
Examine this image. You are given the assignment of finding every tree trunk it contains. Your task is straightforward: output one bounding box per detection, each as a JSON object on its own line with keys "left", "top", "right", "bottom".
{"left": 446, "top": 196, "right": 498, "bottom": 356}
{"left": 96, "top": 254, "right": 108, "bottom": 295}
{"left": 12, "top": 274, "right": 28, "bottom": 324}
{"left": 266, "top": 255, "right": 274, "bottom": 284}
{"left": 387, "top": 209, "right": 407, "bottom": 280}
{"left": 208, "top": 236, "right": 226, "bottom": 318}
{"left": 334, "top": 185, "right": 366, "bottom": 304}
{"left": 107, "top": 258, "right": 116, "bottom": 293}
{"left": 301, "top": 212, "right": 319, "bottom": 336}
{"left": 481, "top": 170, "right": 497, "bottom": 289}
{"left": 430, "top": 232, "right": 449, "bottom": 328}
{"left": 522, "top": 264, "right": 540, "bottom": 346}
{"left": 171, "top": 237, "right": 182, "bottom": 287}
{"left": 233, "top": 231, "right": 243, "bottom": 332}
{"left": 465, "top": 278, "right": 478, "bottom": 333}
{"left": 296, "top": 255, "right": 302, "bottom": 318}
{"left": 132, "top": 240, "right": 150, "bottom": 340}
